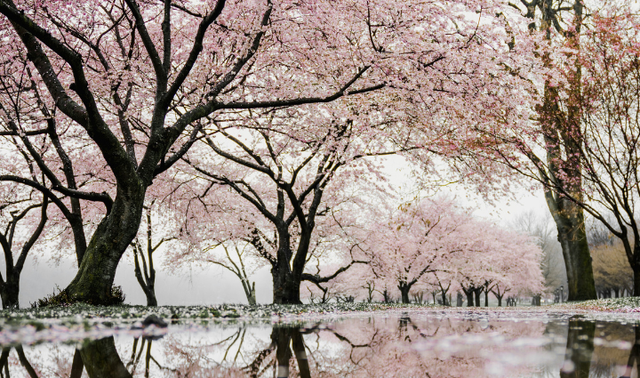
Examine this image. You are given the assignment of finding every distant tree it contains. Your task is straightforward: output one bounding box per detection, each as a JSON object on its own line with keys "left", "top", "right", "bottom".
{"left": 129, "top": 201, "right": 179, "bottom": 307}
{"left": 591, "top": 242, "right": 633, "bottom": 298}
{"left": 515, "top": 211, "right": 567, "bottom": 294}
{"left": 204, "top": 242, "right": 259, "bottom": 306}
{"left": 0, "top": 190, "right": 48, "bottom": 308}
{"left": 365, "top": 198, "right": 474, "bottom": 304}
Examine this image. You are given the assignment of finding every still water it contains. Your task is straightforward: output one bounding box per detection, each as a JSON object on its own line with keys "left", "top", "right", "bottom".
{"left": 0, "top": 309, "right": 638, "bottom": 377}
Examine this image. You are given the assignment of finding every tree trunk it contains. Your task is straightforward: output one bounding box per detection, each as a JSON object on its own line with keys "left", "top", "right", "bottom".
{"left": 0, "top": 273, "right": 20, "bottom": 309}
{"left": 496, "top": 295, "right": 503, "bottom": 307}
{"left": 534, "top": 0, "right": 596, "bottom": 303}
{"left": 80, "top": 337, "right": 132, "bottom": 378}
{"left": 550, "top": 198, "right": 597, "bottom": 301}
{"left": 65, "top": 186, "right": 145, "bottom": 305}
{"left": 144, "top": 288, "right": 157, "bottom": 307}
{"left": 398, "top": 283, "right": 411, "bottom": 304}
{"left": 473, "top": 287, "right": 483, "bottom": 307}
{"left": 464, "top": 288, "right": 474, "bottom": 307}
{"left": 484, "top": 290, "right": 489, "bottom": 307}
{"left": 272, "top": 263, "right": 302, "bottom": 304}
{"left": 560, "top": 317, "right": 595, "bottom": 378}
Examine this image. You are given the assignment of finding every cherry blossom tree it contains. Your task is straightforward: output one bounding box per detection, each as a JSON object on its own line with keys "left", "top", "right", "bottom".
{"left": 469, "top": 0, "right": 602, "bottom": 300}
{"left": 455, "top": 223, "right": 544, "bottom": 307}
{"left": 172, "top": 132, "right": 378, "bottom": 304}
{"left": 515, "top": 211, "right": 567, "bottom": 294}
{"left": 364, "top": 197, "right": 544, "bottom": 305}
{"left": 0, "top": 0, "right": 539, "bottom": 305}
{"left": 0, "top": 48, "right": 90, "bottom": 267}
{"left": 493, "top": 5, "right": 640, "bottom": 297}
{"left": 365, "top": 198, "right": 476, "bottom": 304}
{"left": 0, "top": 0, "right": 396, "bottom": 304}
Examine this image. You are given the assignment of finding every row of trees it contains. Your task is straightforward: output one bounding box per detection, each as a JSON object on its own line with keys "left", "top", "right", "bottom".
{"left": 297, "top": 198, "right": 544, "bottom": 306}
{"left": 0, "top": 0, "right": 638, "bottom": 307}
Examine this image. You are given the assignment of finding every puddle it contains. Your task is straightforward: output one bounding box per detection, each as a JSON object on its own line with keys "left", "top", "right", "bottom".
{"left": 0, "top": 309, "right": 638, "bottom": 377}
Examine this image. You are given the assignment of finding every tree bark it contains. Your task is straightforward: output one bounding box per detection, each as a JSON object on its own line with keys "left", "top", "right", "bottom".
{"left": 634, "top": 265, "right": 640, "bottom": 297}
{"left": 80, "top": 337, "right": 132, "bottom": 378}
{"left": 463, "top": 287, "right": 474, "bottom": 307}
{"left": 547, "top": 195, "right": 596, "bottom": 301}
{"left": 473, "top": 287, "right": 483, "bottom": 307}
{"left": 398, "top": 283, "right": 411, "bottom": 304}
{"left": 525, "top": 0, "right": 597, "bottom": 302}
{"left": 65, "top": 185, "right": 145, "bottom": 304}
{"left": 272, "top": 262, "right": 302, "bottom": 304}
{"left": 0, "top": 273, "right": 20, "bottom": 309}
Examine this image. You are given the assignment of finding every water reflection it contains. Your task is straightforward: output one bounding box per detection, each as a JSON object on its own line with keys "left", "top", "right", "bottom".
{"left": 561, "top": 316, "right": 595, "bottom": 378}
{"left": 0, "top": 311, "right": 638, "bottom": 377}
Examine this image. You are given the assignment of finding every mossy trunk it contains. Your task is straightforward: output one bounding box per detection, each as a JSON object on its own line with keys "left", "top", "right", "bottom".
{"left": 65, "top": 184, "right": 145, "bottom": 305}
{"left": 551, "top": 199, "right": 597, "bottom": 301}
{"left": 80, "top": 337, "right": 132, "bottom": 378}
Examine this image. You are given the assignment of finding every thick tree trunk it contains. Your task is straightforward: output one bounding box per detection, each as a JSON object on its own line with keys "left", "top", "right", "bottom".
{"left": 496, "top": 295, "right": 503, "bottom": 307}
{"left": 549, "top": 198, "right": 597, "bottom": 301}
{"left": 398, "top": 283, "right": 411, "bottom": 304}
{"left": 65, "top": 186, "right": 145, "bottom": 305}
{"left": 144, "top": 288, "right": 157, "bottom": 307}
{"left": 272, "top": 263, "right": 302, "bottom": 304}
{"left": 0, "top": 274, "right": 20, "bottom": 309}
{"left": 464, "top": 288, "right": 474, "bottom": 307}
{"left": 560, "top": 317, "right": 595, "bottom": 378}
{"left": 473, "top": 287, "right": 483, "bottom": 307}
{"left": 80, "top": 337, "right": 132, "bottom": 378}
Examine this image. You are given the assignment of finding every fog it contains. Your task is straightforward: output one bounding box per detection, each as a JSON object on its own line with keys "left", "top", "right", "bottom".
{"left": 18, "top": 257, "right": 274, "bottom": 307}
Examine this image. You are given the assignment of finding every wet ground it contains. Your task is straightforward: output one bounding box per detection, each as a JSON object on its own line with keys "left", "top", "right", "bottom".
{"left": 0, "top": 307, "right": 638, "bottom": 377}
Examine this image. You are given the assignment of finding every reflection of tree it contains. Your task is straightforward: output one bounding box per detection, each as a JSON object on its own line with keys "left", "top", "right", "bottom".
{"left": 81, "top": 337, "right": 133, "bottom": 378}
{"left": 127, "top": 338, "right": 161, "bottom": 378}
{"left": 0, "top": 316, "right": 572, "bottom": 377}
{"left": 270, "top": 328, "right": 311, "bottom": 378}
{"left": 560, "top": 317, "right": 595, "bottom": 378}
{"left": 620, "top": 325, "right": 640, "bottom": 378}
{"left": 0, "top": 345, "right": 39, "bottom": 377}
